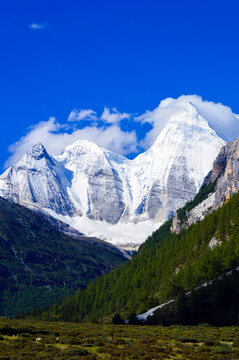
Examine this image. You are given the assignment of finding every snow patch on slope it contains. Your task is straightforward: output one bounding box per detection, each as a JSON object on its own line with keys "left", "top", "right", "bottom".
{"left": 44, "top": 208, "right": 161, "bottom": 246}
{"left": 137, "top": 300, "right": 175, "bottom": 321}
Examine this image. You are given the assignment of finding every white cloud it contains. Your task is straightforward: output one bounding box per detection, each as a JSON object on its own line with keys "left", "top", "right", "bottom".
{"left": 183, "top": 95, "right": 239, "bottom": 141}
{"left": 68, "top": 107, "right": 130, "bottom": 124}
{"left": 5, "top": 96, "right": 239, "bottom": 168}
{"left": 137, "top": 95, "right": 239, "bottom": 149}
{"left": 68, "top": 109, "right": 97, "bottom": 122}
{"left": 72, "top": 125, "right": 137, "bottom": 155}
{"left": 29, "top": 23, "right": 47, "bottom": 30}
{"left": 101, "top": 107, "right": 130, "bottom": 123}
{"left": 5, "top": 117, "right": 137, "bottom": 168}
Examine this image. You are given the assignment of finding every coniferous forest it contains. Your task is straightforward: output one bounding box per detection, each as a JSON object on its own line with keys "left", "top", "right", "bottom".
{"left": 40, "top": 186, "right": 239, "bottom": 324}
{"left": 0, "top": 197, "right": 126, "bottom": 316}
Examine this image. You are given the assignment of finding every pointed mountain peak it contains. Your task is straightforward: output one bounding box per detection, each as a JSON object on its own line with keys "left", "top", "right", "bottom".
{"left": 31, "top": 142, "right": 45, "bottom": 152}
{"left": 162, "top": 100, "right": 212, "bottom": 133}
{"left": 23, "top": 143, "right": 55, "bottom": 165}
{"left": 186, "top": 100, "right": 197, "bottom": 111}
{"left": 59, "top": 139, "right": 127, "bottom": 165}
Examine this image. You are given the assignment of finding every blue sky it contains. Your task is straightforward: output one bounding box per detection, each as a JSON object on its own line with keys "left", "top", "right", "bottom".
{"left": 1, "top": 0, "right": 239, "bottom": 169}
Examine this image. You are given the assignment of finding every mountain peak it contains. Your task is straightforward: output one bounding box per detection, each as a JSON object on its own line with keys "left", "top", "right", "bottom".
{"left": 29, "top": 142, "right": 46, "bottom": 155}
{"left": 151, "top": 103, "right": 220, "bottom": 151}
{"left": 27, "top": 143, "right": 53, "bottom": 163}
{"left": 59, "top": 139, "right": 127, "bottom": 165}
{"left": 63, "top": 140, "right": 102, "bottom": 153}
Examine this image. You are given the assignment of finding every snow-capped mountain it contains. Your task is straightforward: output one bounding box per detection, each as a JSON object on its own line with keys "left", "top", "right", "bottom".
{"left": 0, "top": 143, "right": 76, "bottom": 216}
{"left": 56, "top": 140, "right": 126, "bottom": 224}
{"left": 0, "top": 101, "right": 225, "bottom": 246}
{"left": 122, "top": 100, "right": 225, "bottom": 222}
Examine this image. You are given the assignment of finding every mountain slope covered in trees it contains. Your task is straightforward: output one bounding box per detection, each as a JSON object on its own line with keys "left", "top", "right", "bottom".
{"left": 43, "top": 182, "right": 239, "bottom": 322}
{"left": 0, "top": 197, "right": 126, "bottom": 316}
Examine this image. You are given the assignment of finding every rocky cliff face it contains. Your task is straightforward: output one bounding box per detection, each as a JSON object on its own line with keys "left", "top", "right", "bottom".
{"left": 172, "top": 137, "right": 239, "bottom": 233}
{"left": 208, "top": 138, "right": 239, "bottom": 209}
{"left": 0, "top": 101, "right": 225, "bottom": 245}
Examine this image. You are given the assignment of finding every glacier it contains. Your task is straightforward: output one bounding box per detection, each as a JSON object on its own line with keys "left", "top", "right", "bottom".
{"left": 0, "top": 100, "right": 225, "bottom": 247}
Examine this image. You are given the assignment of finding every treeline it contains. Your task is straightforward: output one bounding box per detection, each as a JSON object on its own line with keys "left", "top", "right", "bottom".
{"left": 40, "top": 189, "right": 239, "bottom": 323}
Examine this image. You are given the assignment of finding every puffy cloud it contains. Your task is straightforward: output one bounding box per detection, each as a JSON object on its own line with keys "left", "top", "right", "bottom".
{"left": 137, "top": 95, "right": 239, "bottom": 149}
{"left": 101, "top": 107, "right": 130, "bottom": 123}
{"left": 68, "top": 107, "right": 130, "bottom": 124}
{"left": 73, "top": 125, "right": 137, "bottom": 155}
{"left": 5, "top": 96, "right": 239, "bottom": 168}
{"left": 184, "top": 95, "right": 239, "bottom": 141}
{"left": 5, "top": 116, "right": 137, "bottom": 168}
{"left": 68, "top": 109, "right": 97, "bottom": 122}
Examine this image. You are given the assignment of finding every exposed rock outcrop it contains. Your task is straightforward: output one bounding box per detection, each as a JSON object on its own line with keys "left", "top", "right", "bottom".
{"left": 171, "top": 137, "right": 239, "bottom": 234}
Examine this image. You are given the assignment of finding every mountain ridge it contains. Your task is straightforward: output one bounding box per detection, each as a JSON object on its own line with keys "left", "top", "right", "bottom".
{"left": 0, "top": 101, "right": 225, "bottom": 246}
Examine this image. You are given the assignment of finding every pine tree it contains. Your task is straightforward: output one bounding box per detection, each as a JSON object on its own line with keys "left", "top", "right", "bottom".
{"left": 112, "top": 312, "right": 124, "bottom": 325}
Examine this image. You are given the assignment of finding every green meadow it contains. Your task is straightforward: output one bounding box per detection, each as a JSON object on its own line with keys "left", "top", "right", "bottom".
{"left": 0, "top": 318, "right": 239, "bottom": 359}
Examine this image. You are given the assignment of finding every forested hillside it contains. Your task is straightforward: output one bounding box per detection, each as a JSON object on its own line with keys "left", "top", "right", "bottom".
{"left": 0, "top": 197, "right": 126, "bottom": 316}
{"left": 43, "top": 186, "right": 239, "bottom": 323}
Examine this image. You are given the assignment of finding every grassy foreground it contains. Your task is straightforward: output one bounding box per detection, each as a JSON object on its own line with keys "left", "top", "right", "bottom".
{"left": 0, "top": 319, "right": 239, "bottom": 359}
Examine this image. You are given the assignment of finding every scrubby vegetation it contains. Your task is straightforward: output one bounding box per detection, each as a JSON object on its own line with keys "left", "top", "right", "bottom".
{"left": 42, "top": 189, "right": 239, "bottom": 323}
{"left": 1, "top": 318, "right": 239, "bottom": 359}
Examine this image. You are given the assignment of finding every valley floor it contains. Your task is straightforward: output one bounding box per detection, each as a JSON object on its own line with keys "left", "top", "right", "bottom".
{"left": 0, "top": 319, "right": 239, "bottom": 359}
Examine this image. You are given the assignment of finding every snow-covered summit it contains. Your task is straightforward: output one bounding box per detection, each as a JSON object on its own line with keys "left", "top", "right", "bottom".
{"left": 0, "top": 101, "right": 226, "bottom": 246}
{"left": 0, "top": 143, "right": 75, "bottom": 216}
{"left": 56, "top": 139, "right": 127, "bottom": 224}
{"left": 58, "top": 139, "right": 127, "bottom": 167}
{"left": 28, "top": 143, "right": 50, "bottom": 159}
{"left": 124, "top": 101, "right": 225, "bottom": 223}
